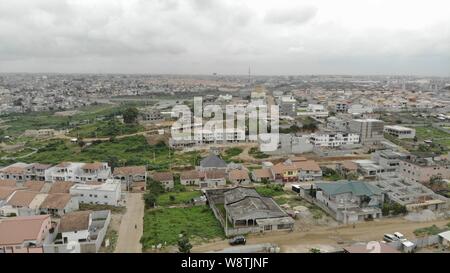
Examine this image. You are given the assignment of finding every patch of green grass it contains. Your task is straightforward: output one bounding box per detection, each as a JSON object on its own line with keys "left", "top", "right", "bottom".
{"left": 1, "top": 103, "right": 143, "bottom": 137}
{"left": 413, "top": 224, "right": 449, "bottom": 237}
{"left": 249, "top": 147, "right": 269, "bottom": 159}
{"left": 156, "top": 191, "right": 202, "bottom": 206}
{"left": 79, "top": 203, "right": 126, "bottom": 214}
{"left": 415, "top": 126, "right": 450, "bottom": 139}
{"left": 17, "top": 136, "right": 200, "bottom": 170}
{"left": 69, "top": 119, "right": 144, "bottom": 138}
{"left": 141, "top": 206, "right": 224, "bottom": 249}
{"left": 255, "top": 184, "right": 284, "bottom": 197}
{"left": 221, "top": 147, "right": 243, "bottom": 161}
{"left": 102, "top": 229, "right": 118, "bottom": 253}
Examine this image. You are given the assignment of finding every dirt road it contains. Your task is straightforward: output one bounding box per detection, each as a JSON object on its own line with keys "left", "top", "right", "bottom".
{"left": 192, "top": 217, "right": 450, "bottom": 253}
{"left": 115, "top": 193, "right": 144, "bottom": 253}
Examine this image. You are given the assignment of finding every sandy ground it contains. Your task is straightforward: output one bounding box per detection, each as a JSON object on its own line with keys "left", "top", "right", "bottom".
{"left": 192, "top": 217, "right": 450, "bottom": 253}
{"left": 115, "top": 193, "right": 144, "bottom": 253}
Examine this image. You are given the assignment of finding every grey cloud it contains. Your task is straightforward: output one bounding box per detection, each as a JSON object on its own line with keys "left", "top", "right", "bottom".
{"left": 264, "top": 6, "right": 317, "bottom": 25}
{"left": 0, "top": 0, "right": 448, "bottom": 76}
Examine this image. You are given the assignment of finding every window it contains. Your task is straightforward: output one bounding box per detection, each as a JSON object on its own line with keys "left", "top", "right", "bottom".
{"left": 104, "top": 195, "right": 108, "bottom": 198}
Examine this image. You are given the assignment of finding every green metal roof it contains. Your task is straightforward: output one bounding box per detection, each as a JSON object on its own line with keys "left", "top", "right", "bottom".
{"left": 316, "top": 181, "right": 383, "bottom": 196}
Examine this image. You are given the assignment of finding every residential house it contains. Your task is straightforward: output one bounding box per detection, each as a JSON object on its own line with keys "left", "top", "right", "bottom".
{"left": 70, "top": 179, "right": 122, "bottom": 206}
{"left": 152, "top": 172, "right": 174, "bottom": 190}
{"left": 295, "top": 160, "right": 322, "bottom": 181}
{"left": 308, "top": 132, "right": 360, "bottom": 147}
{"left": 3, "top": 190, "right": 39, "bottom": 216}
{"left": 197, "top": 154, "right": 228, "bottom": 172}
{"left": 44, "top": 210, "right": 111, "bottom": 253}
{"left": 113, "top": 166, "right": 147, "bottom": 191}
{"left": 0, "top": 187, "right": 20, "bottom": 207}
{"left": 223, "top": 187, "right": 294, "bottom": 231}
{"left": 39, "top": 193, "right": 79, "bottom": 216}
{"left": 0, "top": 163, "right": 51, "bottom": 182}
{"left": 0, "top": 215, "right": 52, "bottom": 253}
{"left": 44, "top": 162, "right": 111, "bottom": 183}
{"left": 0, "top": 163, "right": 29, "bottom": 182}
{"left": 23, "top": 181, "right": 46, "bottom": 192}
{"left": 180, "top": 170, "right": 202, "bottom": 186}
{"left": 201, "top": 170, "right": 226, "bottom": 188}
{"left": 271, "top": 158, "right": 322, "bottom": 183}
{"left": 59, "top": 210, "right": 92, "bottom": 244}
{"left": 0, "top": 179, "right": 16, "bottom": 187}
{"left": 399, "top": 156, "right": 450, "bottom": 183}
{"left": 337, "top": 161, "right": 359, "bottom": 177}
{"left": 48, "top": 181, "right": 75, "bottom": 194}
{"left": 228, "top": 169, "right": 251, "bottom": 185}
{"left": 372, "top": 176, "right": 448, "bottom": 212}
{"left": 314, "top": 181, "right": 384, "bottom": 224}
{"left": 251, "top": 168, "right": 274, "bottom": 183}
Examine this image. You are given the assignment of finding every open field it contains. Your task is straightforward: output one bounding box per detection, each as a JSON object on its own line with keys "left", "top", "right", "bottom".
{"left": 68, "top": 119, "right": 144, "bottom": 138}
{"left": 141, "top": 206, "right": 225, "bottom": 250}
{"left": 156, "top": 191, "right": 202, "bottom": 206}
{"left": 1, "top": 135, "right": 201, "bottom": 170}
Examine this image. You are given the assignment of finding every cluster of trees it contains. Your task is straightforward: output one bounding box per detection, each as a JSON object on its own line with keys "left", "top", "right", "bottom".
{"left": 321, "top": 167, "right": 343, "bottom": 181}
{"left": 177, "top": 231, "right": 192, "bottom": 253}
{"left": 122, "top": 107, "right": 139, "bottom": 124}
{"left": 143, "top": 179, "right": 165, "bottom": 209}
{"left": 382, "top": 202, "right": 407, "bottom": 216}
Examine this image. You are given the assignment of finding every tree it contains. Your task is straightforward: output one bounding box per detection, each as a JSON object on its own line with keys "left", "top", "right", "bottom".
{"left": 144, "top": 192, "right": 157, "bottom": 208}
{"left": 309, "top": 184, "right": 316, "bottom": 198}
{"left": 178, "top": 232, "right": 192, "bottom": 253}
{"left": 123, "top": 107, "right": 139, "bottom": 124}
{"left": 106, "top": 156, "right": 120, "bottom": 171}
{"left": 77, "top": 139, "right": 86, "bottom": 148}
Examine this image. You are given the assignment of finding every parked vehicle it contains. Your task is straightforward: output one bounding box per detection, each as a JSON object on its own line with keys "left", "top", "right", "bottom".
{"left": 393, "top": 232, "right": 405, "bottom": 240}
{"left": 229, "top": 236, "right": 246, "bottom": 246}
{"left": 383, "top": 234, "right": 398, "bottom": 242}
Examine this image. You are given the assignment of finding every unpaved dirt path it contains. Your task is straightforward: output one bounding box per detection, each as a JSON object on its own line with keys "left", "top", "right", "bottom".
{"left": 115, "top": 193, "right": 144, "bottom": 253}
{"left": 192, "top": 217, "right": 450, "bottom": 253}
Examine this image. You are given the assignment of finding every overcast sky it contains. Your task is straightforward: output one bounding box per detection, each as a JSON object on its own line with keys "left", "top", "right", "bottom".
{"left": 0, "top": 0, "right": 449, "bottom": 76}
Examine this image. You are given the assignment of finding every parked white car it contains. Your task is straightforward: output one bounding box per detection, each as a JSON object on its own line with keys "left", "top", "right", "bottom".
{"left": 383, "top": 234, "right": 398, "bottom": 242}
{"left": 393, "top": 232, "right": 405, "bottom": 241}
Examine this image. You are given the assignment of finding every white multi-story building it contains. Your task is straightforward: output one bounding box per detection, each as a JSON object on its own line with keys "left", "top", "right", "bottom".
{"left": 384, "top": 125, "right": 416, "bottom": 139}
{"left": 297, "top": 104, "right": 329, "bottom": 118}
{"left": 194, "top": 128, "right": 246, "bottom": 144}
{"left": 308, "top": 132, "right": 360, "bottom": 147}
{"left": 348, "top": 104, "right": 373, "bottom": 114}
{"left": 44, "top": 162, "right": 111, "bottom": 183}
{"left": 70, "top": 179, "right": 121, "bottom": 206}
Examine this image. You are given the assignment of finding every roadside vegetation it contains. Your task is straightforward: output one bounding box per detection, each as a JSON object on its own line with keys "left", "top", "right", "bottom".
{"left": 221, "top": 147, "right": 243, "bottom": 162}
{"left": 249, "top": 147, "right": 270, "bottom": 159}
{"left": 413, "top": 223, "right": 450, "bottom": 237}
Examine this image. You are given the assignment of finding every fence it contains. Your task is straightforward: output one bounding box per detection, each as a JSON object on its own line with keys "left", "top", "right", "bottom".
{"left": 388, "top": 235, "right": 440, "bottom": 251}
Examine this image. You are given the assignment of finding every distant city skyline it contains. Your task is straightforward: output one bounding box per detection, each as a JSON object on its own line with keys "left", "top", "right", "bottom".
{"left": 0, "top": 0, "right": 449, "bottom": 76}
